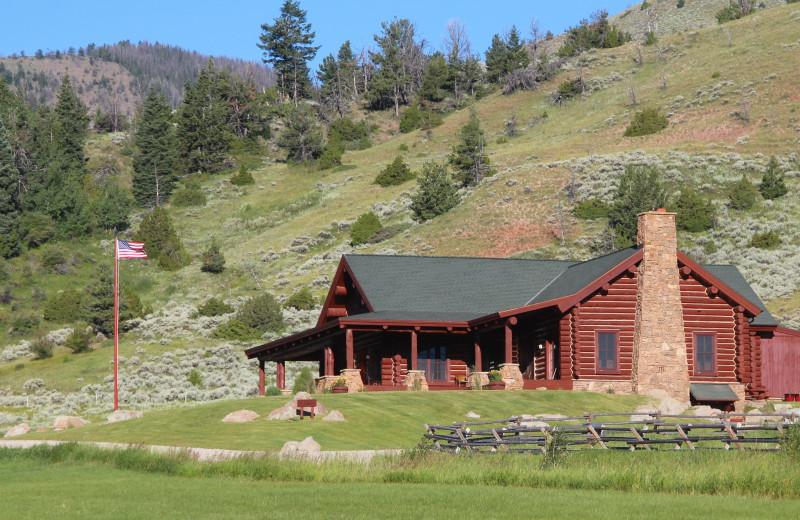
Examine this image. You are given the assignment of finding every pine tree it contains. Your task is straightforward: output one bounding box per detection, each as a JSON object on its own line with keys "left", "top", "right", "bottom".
{"left": 53, "top": 74, "right": 89, "bottom": 172}
{"left": 176, "top": 59, "right": 233, "bottom": 174}
{"left": 0, "top": 119, "right": 21, "bottom": 258}
{"left": 759, "top": 156, "right": 787, "bottom": 200}
{"left": 200, "top": 237, "right": 226, "bottom": 273}
{"left": 484, "top": 34, "right": 508, "bottom": 84}
{"left": 276, "top": 102, "right": 323, "bottom": 163}
{"left": 672, "top": 188, "right": 714, "bottom": 232}
{"left": 505, "top": 26, "right": 531, "bottom": 72}
{"left": 449, "top": 110, "right": 491, "bottom": 187}
{"left": 419, "top": 52, "right": 451, "bottom": 102}
{"left": 134, "top": 206, "right": 187, "bottom": 270}
{"left": 258, "top": 0, "right": 320, "bottom": 103}
{"left": 366, "top": 18, "right": 424, "bottom": 116}
{"left": 728, "top": 175, "right": 757, "bottom": 210}
{"left": 133, "top": 87, "right": 177, "bottom": 206}
{"left": 607, "top": 166, "right": 669, "bottom": 247}
{"left": 410, "top": 161, "right": 460, "bottom": 221}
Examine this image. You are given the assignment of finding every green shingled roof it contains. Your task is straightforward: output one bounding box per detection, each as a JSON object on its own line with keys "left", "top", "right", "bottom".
{"left": 342, "top": 251, "right": 773, "bottom": 325}
{"left": 690, "top": 383, "right": 739, "bottom": 402}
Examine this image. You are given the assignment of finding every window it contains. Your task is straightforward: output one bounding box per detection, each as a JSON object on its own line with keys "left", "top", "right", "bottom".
{"left": 695, "top": 333, "right": 715, "bottom": 374}
{"left": 418, "top": 346, "right": 447, "bottom": 382}
{"left": 597, "top": 332, "right": 618, "bottom": 372}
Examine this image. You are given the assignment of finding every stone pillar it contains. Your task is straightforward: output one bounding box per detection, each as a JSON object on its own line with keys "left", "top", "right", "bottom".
{"left": 405, "top": 370, "right": 429, "bottom": 391}
{"left": 340, "top": 368, "right": 364, "bottom": 393}
{"left": 631, "top": 210, "right": 691, "bottom": 402}
{"left": 467, "top": 372, "right": 489, "bottom": 389}
{"left": 258, "top": 359, "right": 266, "bottom": 397}
{"left": 499, "top": 363, "right": 524, "bottom": 390}
{"left": 315, "top": 375, "right": 338, "bottom": 393}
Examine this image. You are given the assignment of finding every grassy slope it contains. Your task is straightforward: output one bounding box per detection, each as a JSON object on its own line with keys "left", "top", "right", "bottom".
{"left": 2, "top": 5, "right": 800, "bottom": 398}
{"left": 22, "top": 390, "right": 650, "bottom": 450}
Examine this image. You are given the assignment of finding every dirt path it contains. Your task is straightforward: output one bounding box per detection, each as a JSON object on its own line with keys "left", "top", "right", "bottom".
{"left": 0, "top": 439, "right": 402, "bottom": 463}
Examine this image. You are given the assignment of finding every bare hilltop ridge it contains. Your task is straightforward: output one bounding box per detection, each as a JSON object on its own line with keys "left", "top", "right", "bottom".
{"left": 0, "top": 1, "right": 799, "bottom": 428}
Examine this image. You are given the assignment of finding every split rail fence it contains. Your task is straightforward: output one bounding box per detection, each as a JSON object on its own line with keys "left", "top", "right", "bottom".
{"left": 423, "top": 411, "right": 800, "bottom": 453}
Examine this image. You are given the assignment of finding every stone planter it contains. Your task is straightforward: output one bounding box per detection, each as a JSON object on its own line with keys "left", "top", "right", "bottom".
{"left": 486, "top": 381, "right": 506, "bottom": 390}
{"left": 332, "top": 386, "right": 348, "bottom": 394}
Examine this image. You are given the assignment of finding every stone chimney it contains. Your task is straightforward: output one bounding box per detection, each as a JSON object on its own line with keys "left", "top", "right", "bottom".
{"left": 631, "top": 210, "right": 691, "bottom": 402}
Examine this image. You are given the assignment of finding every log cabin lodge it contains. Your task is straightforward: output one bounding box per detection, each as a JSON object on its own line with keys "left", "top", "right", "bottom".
{"left": 245, "top": 210, "right": 800, "bottom": 407}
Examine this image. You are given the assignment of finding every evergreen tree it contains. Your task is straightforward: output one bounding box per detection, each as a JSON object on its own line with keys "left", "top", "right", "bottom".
{"left": 410, "top": 161, "right": 460, "bottom": 221}
{"left": 200, "top": 237, "right": 226, "bottom": 273}
{"left": 672, "top": 188, "right": 714, "bottom": 232}
{"left": 449, "top": 110, "right": 491, "bottom": 186}
{"left": 258, "top": 0, "right": 320, "bottom": 103}
{"left": 133, "top": 87, "right": 177, "bottom": 206}
{"left": 607, "top": 166, "right": 669, "bottom": 247}
{"left": 80, "top": 268, "right": 142, "bottom": 335}
{"left": 53, "top": 74, "right": 89, "bottom": 172}
{"left": 375, "top": 156, "right": 415, "bottom": 187}
{"left": 228, "top": 74, "right": 270, "bottom": 141}
{"left": 728, "top": 175, "right": 758, "bottom": 210}
{"left": 91, "top": 181, "right": 132, "bottom": 231}
{"left": 134, "top": 206, "right": 187, "bottom": 270}
{"left": 366, "top": 18, "right": 424, "bottom": 116}
{"left": 484, "top": 34, "right": 508, "bottom": 84}
{"left": 0, "top": 119, "right": 21, "bottom": 258}
{"left": 176, "top": 59, "right": 233, "bottom": 174}
{"left": 505, "top": 26, "right": 530, "bottom": 73}
{"left": 419, "top": 52, "right": 451, "bottom": 102}
{"left": 276, "top": 102, "right": 323, "bottom": 163}
{"left": 759, "top": 156, "right": 788, "bottom": 200}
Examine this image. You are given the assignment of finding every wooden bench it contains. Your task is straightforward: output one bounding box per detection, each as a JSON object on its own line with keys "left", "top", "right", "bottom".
{"left": 296, "top": 399, "right": 317, "bottom": 419}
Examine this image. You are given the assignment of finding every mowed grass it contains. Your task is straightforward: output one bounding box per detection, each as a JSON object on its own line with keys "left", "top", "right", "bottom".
{"left": 2, "top": 444, "right": 800, "bottom": 519}
{"left": 21, "top": 390, "right": 651, "bottom": 450}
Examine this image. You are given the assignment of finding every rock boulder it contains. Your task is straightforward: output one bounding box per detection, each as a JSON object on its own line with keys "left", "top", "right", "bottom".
{"left": 4, "top": 423, "right": 30, "bottom": 438}
{"left": 322, "top": 410, "right": 345, "bottom": 422}
{"left": 222, "top": 410, "right": 260, "bottom": 423}
{"left": 105, "top": 410, "right": 143, "bottom": 424}
{"left": 53, "top": 416, "right": 89, "bottom": 430}
{"left": 268, "top": 392, "right": 327, "bottom": 420}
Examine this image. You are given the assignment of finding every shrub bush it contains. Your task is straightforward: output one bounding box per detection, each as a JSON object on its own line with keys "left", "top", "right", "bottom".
{"left": 43, "top": 287, "right": 83, "bottom": 323}
{"left": 171, "top": 179, "right": 207, "bottom": 207}
{"left": 317, "top": 137, "right": 345, "bottom": 170}
{"left": 329, "top": 117, "right": 368, "bottom": 143}
{"left": 194, "top": 297, "right": 234, "bottom": 317}
{"left": 11, "top": 313, "right": 39, "bottom": 335}
{"left": 40, "top": 247, "right": 67, "bottom": 271}
{"left": 31, "top": 337, "right": 53, "bottom": 360}
{"left": 759, "top": 156, "right": 788, "bottom": 200}
{"left": 210, "top": 318, "right": 260, "bottom": 340}
{"left": 750, "top": 230, "right": 781, "bottom": 249}
{"left": 292, "top": 366, "right": 316, "bottom": 394}
{"left": 574, "top": 198, "right": 610, "bottom": 220}
{"left": 728, "top": 176, "right": 757, "bottom": 210}
{"left": 235, "top": 293, "right": 284, "bottom": 334}
{"left": 558, "top": 78, "right": 584, "bottom": 100}
{"left": 230, "top": 165, "right": 255, "bottom": 186}
{"left": 135, "top": 207, "right": 188, "bottom": 270}
{"left": 375, "top": 156, "right": 415, "bottom": 187}
{"left": 264, "top": 385, "right": 282, "bottom": 396}
{"left": 716, "top": 1, "right": 746, "bottom": 23}
{"left": 19, "top": 212, "right": 56, "bottom": 248}
{"left": 64, "top": 326, "right": 92, "bottom": 354}
{"left": 350, "top": 212, "right": 382, "bottom": 246}
{"left": 624, "top": 108, "right": 669, "bottom": 137}
{"left": 284, "top": 287, "right": 316, "bottom": 310}
{"left": 399, "top": 105, "right": 421, "bottom": 133}
{"left": 187, "top": 369, "right": 203, "bottom": 387}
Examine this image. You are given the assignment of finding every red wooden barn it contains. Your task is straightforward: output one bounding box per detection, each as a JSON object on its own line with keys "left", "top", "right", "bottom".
{"left": 245, "top": 210, "right": 799, "bottom": 406}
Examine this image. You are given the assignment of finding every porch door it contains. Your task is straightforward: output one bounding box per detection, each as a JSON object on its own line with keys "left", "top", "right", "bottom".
{"left": 418, "top": 346, "right": 447, "bottom": 382}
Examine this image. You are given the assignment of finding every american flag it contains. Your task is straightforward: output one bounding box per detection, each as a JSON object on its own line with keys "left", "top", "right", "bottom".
{"left": 117, "top": 240, "right": 147, "bottom": 259}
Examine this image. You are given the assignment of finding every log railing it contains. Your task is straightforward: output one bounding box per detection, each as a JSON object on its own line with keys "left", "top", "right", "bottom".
{"left": 423, "top": 411, "right": 799, "bottom": 453}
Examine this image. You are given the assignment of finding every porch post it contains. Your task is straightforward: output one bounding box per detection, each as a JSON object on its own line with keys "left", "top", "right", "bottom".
{"left": 474, "top": 334, "right": 482, "bottom": 372}
{"left": 505, "top": 317, "right": 517, "bottom": 364}
{"left": 545, "top": 340, "right": 553, "bottom": 380}
{"left": 276, "top": 361, "right": 285, "bottom": 390}
{"left": 410, "top": 330, "right": 418, "bottom": 371}
{"left": 346, "top": 328, "right": 354, "bottom": 369}
{"left": 258, "top": 359, "right": 266, "bottom": 396}
{"left": 325, "top": 347, "right": 334, "bottom": 376}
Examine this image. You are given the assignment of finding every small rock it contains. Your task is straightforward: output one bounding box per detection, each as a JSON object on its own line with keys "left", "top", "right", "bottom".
{"left": 222, "top": 410, "right": 260, "bottom": 423}
{"left": 774, "top": 403, "right": 793, "bottom": 412}
{"left": 465, "top": 411, "right": 480, "bottom": 419}
{"left": 630, "top": 404, "right": 658, "bottom": 422}
{"left": 322, "top": 410, "right": 345, "bottom": 422}
{"left": 105, "top": 410, "right": 143, "bottom": 424}
{"left": 693, "top": 406, "right": 721, "bottom": 417}
{"left": 53, "top": 416, "right": 89, "bottom": 430}
{"left": 4, "top": 423, "right": 30, "bottom": 438}
{"left": 745, "top": 400, "right": 766, "bottom": 409}
{"left": 280, "top": 441, "right": 299, "bottom": 455}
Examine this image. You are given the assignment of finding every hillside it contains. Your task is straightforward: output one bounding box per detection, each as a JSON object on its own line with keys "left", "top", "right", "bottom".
{"left": 0, "top": 41, "right": 275, "bottom": 114}
{"left": 1, "top": 3, "right": 800, "bottom": 430}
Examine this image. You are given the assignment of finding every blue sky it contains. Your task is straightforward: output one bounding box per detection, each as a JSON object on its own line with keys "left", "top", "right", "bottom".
{"left": 1, "top": 1, "right": 634, "bottom": 68}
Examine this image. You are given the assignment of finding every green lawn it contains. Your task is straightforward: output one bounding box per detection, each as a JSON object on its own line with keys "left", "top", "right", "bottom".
{"left": 2, "top": 456, "right": 798, "bottom": 520}
{"left": 21, "top": 390, "right": 651, "bottom": 450}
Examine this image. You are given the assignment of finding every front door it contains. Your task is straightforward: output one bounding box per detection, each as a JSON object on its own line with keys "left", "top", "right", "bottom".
{"left": 418, "top": 346, "right": 447, "bottom": 382}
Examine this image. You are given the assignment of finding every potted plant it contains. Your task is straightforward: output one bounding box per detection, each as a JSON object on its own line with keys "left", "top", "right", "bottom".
{"left": 486, "top": 370, "right": 505, "bottom": 390}
{"left": 786, "top": 393, "right": 795, "bottom": 402}
{"left": 331, "top": 376, "right": 348, "bottom": 394}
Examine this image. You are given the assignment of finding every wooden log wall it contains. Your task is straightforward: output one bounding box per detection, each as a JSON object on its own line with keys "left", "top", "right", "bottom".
{"left": 574, "top": 274, "right": 638, "bottom": 380}
{"left": 679, "top": 275, "right": 737, "bottom": 382}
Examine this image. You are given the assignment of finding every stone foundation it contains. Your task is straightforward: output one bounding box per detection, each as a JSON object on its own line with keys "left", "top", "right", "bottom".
{"left": 499, "top": 363, "right": 524, "bottom": 390}
{"left": 340, "top": 369, "right": 364, "bottom": 393}
{"left": 405, "top": 370, "right": 429, "bottom": 391}
{"left": 315, "top": 375, "right": 338, "bottom": 393}
{"left": 467, "top": 372, "right": 489, "bottom": 390}
{"left": 730, "top": 383, "right": 746, "bottom": 413}
{"left": 573, "top": 380, "right": 634, "bottom": 395}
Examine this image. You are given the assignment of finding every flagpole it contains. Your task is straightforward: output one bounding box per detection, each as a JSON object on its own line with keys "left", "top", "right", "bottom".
{"left": 114, "top": 236, "right": 119, "bottom": 411}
